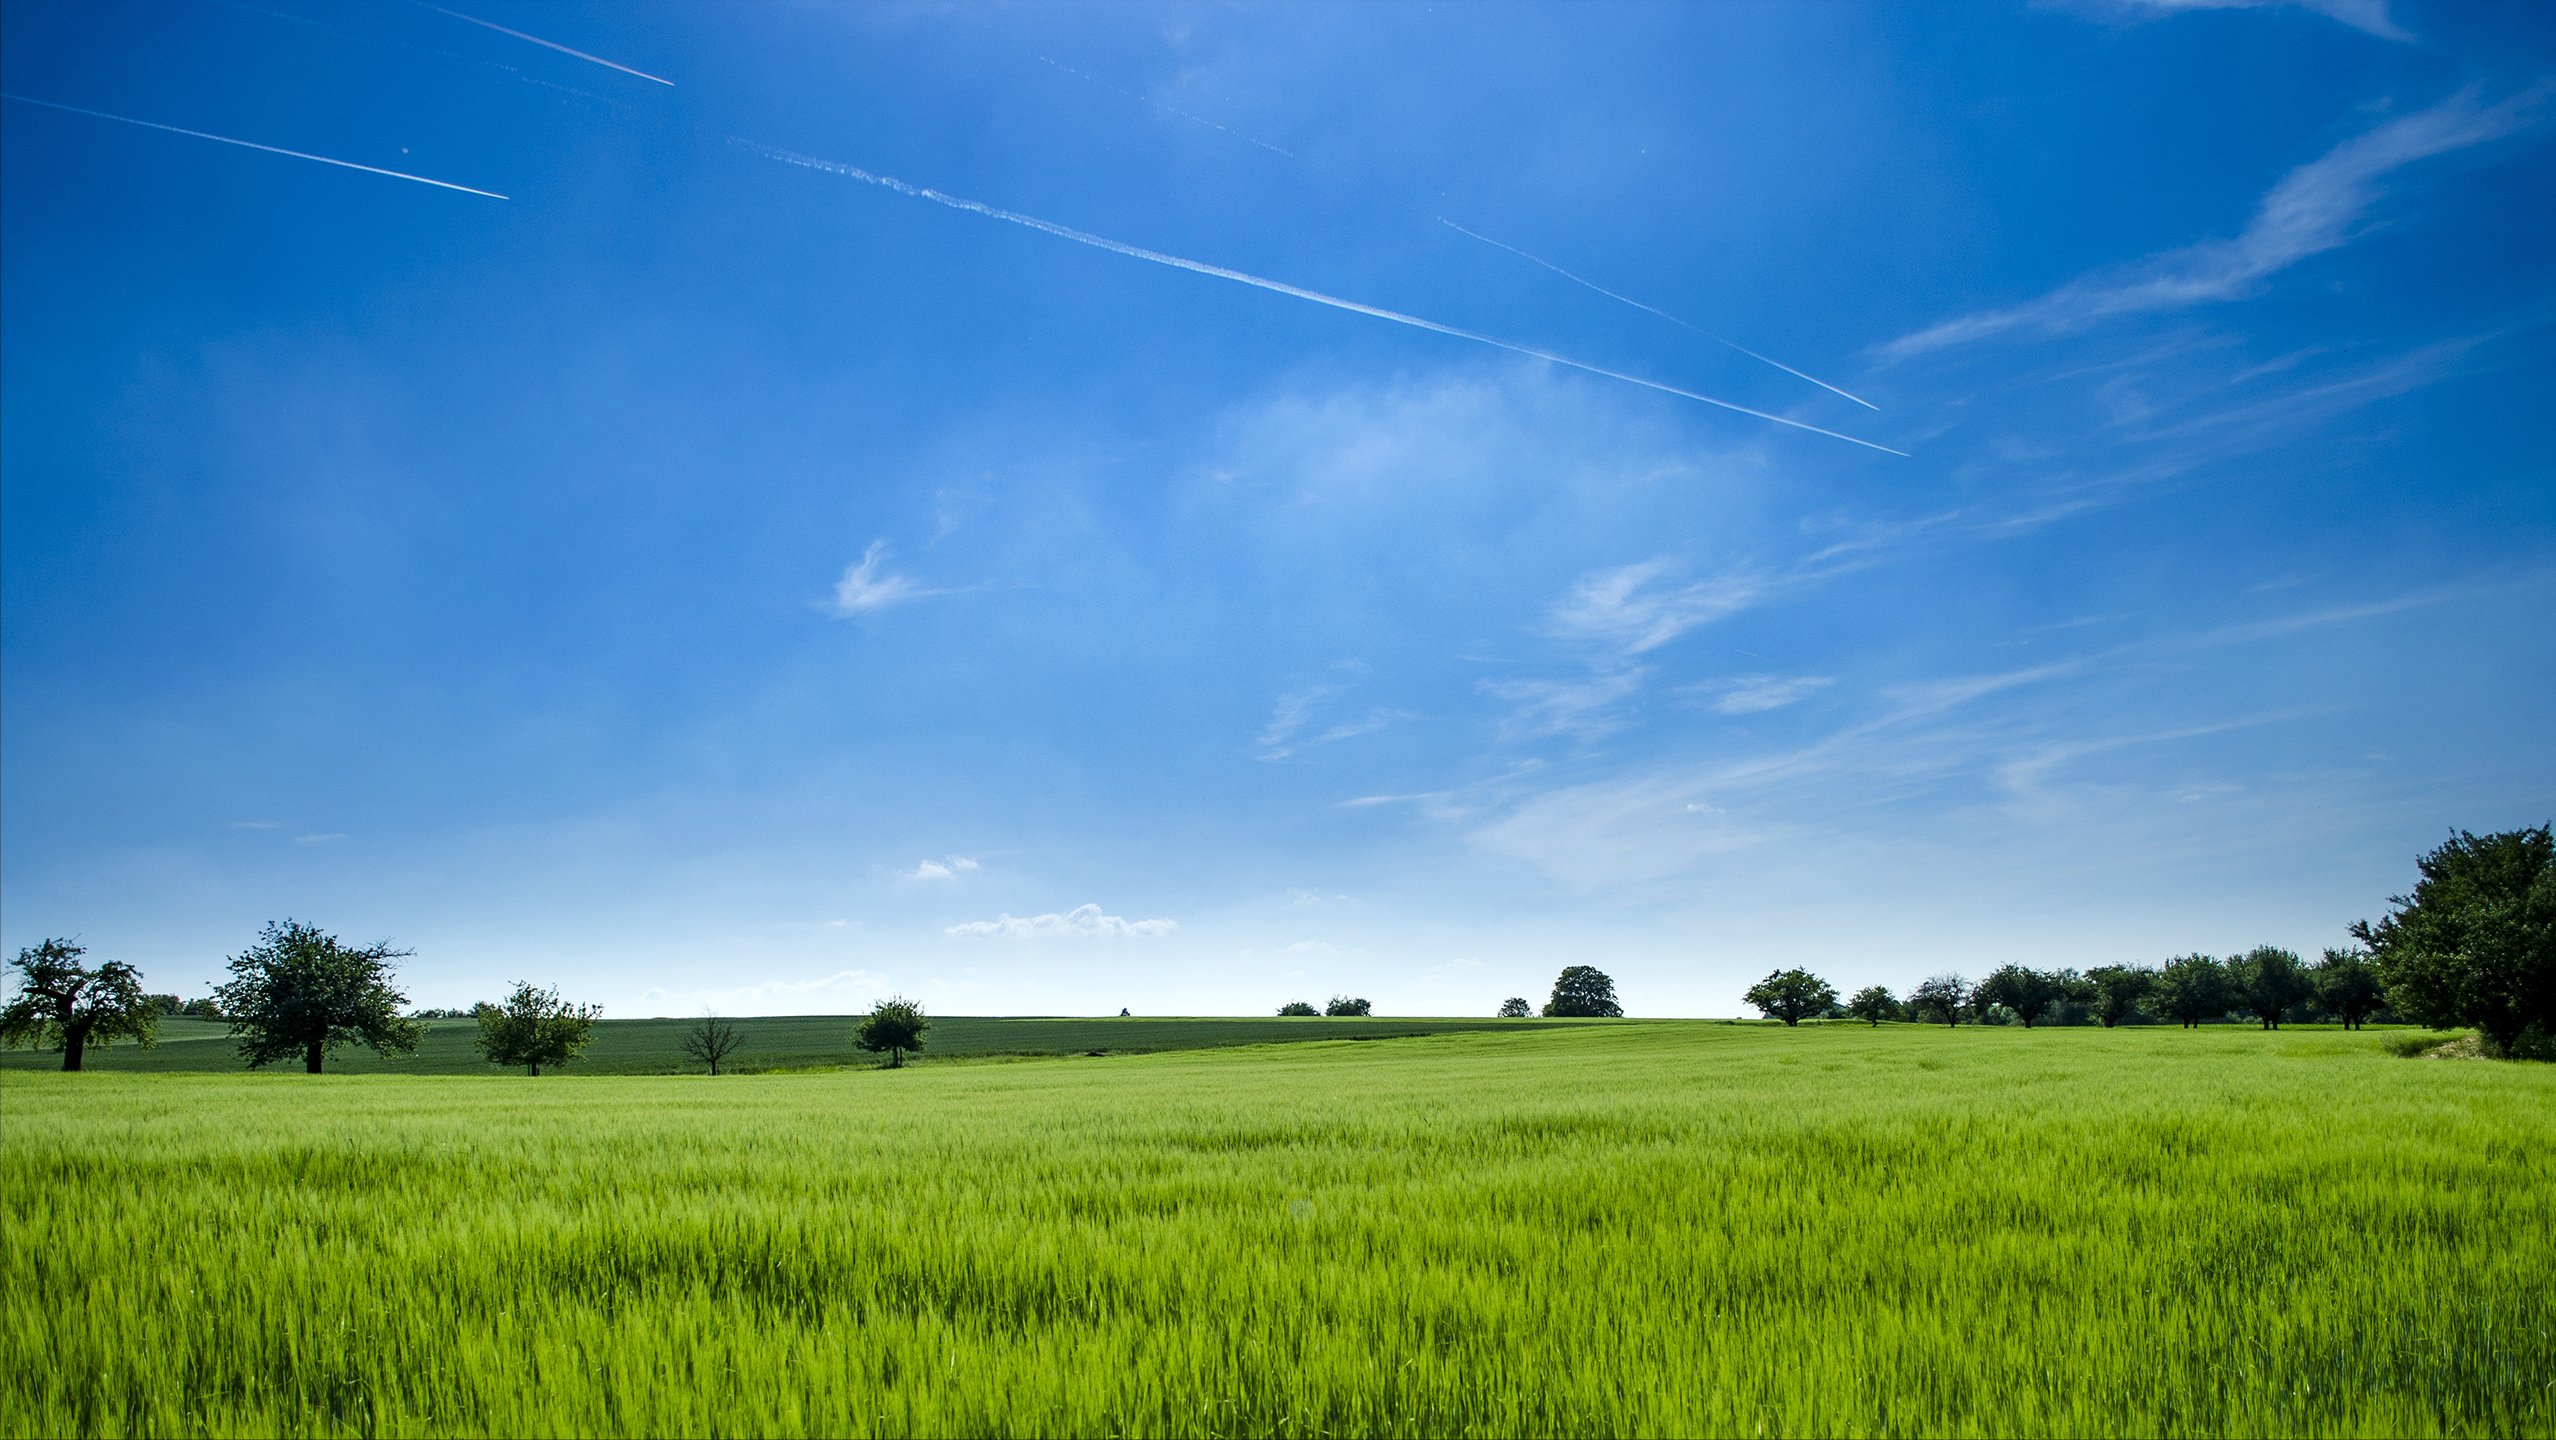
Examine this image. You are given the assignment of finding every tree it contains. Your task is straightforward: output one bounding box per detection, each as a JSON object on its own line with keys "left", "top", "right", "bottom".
{"left": 1498, "top": 997, "right": 1534, "bottom": 1018}
{"left": 681, "top": 1013, "right": 745, "bottom": 1074}
{"left": 473, "top": 982, "right": 602, "bottom": 1076}
{"left": 1743, "top": 969, "right": 1836, "bottom": 1026}
{"left": 1972, "top": 965, "right": 2064, "bottom": 1028}
{"left": 1909, "top": 974, "right": 1969, "bottom": 1027}
{"left": 855, "top": 996, "right": 930, "bottom": 1068}
{"left": 2353, "top": 825, "right": 2555, "bottom": 1057}
{"left": 1542, "top": 966, "right": 1623, "bottom": 1018}
{"left": 1277, "top": 1000, "right": 1320, "bottom": 1017}
{"left": 2151, "top": 954, "right": 2234, "bottom": 1029}
{"left": 213, "top": 921, "right": 420, "bottom": 1073}
{"left": 2082, "top": 964, "right": 2156, "bottom": 1028}
{"left": 1325, "top": 995, "right": 1372, "bottom": 1017}
{"left": 2224, "top": 945, "right": 2313, "bottom": 1030}
{"left": 1, "top": 939, "right": 158, "bottom": 1072}
{"left": 2312, "top": 947, "right": 2384, "bottom": 1031}
{"left": 1844, "top": 985, "right": 1901, "bottom": 1026}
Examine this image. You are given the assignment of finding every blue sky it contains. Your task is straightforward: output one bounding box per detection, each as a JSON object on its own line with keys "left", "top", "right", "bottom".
{"left": 3, "top": 0, "right": 2550, "bottom": 1018}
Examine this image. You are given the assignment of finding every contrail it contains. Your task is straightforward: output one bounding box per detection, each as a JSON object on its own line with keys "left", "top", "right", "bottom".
{"left": 2, "top": 93, "right": 507, "bottom": 198}
{"left": 420, "top": 4, "right": 673, "bottom": 86}
{"left": 739, "top": 140, "right": 1903, "bottom": 455}
{"left": 1031, "top": 53, "right": 1877, "bottom": 410}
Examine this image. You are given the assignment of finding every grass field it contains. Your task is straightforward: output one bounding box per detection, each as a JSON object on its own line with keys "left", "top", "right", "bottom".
{"left": 5, "top": 1022, "right": 2550, "bottom": 1437}
{"left": 0, "top": 1013, "right": 1570, "bottom": 1074}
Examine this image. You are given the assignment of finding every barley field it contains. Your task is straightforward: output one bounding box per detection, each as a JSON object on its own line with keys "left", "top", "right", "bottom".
{"left": 4, "top": 1022, "right": 2549, "bottom": 1438}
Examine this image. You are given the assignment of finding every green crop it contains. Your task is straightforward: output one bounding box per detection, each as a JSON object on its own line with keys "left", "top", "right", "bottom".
{"left": 4, "top": 1023, "right": 2549, "bottom": 1437}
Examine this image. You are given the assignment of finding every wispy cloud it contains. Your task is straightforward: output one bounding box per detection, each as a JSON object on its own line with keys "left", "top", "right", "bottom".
{"left": 1692, "top": 674, "right": 1836, "bottom": 715}
{"left": 1257, "top": 675, "right": 1398, "bottom": 760}
{"left": 1882, "top": 88, "right": 2543, "bottom": 358}
{"left": 823, "top": 540, "right": 945, "bottom": 616}
{"left": 292, "top": 832, "right": 349, "bottom": 844}
{"left": 1550, "top": 559, "right": 1767, "bottom": 656}
{"left": 947, "top": 904, "right": 1177, "bottom": 939}
{"left": 1479, "top": 669, "right": 1651, "bottom": 742}
{"left": 905, "top": 856, "right": 981, "bottom": 881}
{"left": 2094, "top": 0, "right": 2411, "bottom": 42}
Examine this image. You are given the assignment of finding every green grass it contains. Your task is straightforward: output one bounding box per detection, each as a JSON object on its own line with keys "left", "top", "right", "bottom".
{"left": 5, "top": 1023, "right": 2550, "bottom": 1437}
{"left": 0, "top": 1013, "right": 1574, "bottom": 1075}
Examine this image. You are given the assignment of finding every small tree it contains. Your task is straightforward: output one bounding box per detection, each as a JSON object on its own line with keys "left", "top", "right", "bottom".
{"left": 473, "top": 982, "right": 602, "bottom": 1076}
{"left": 1498, "top": 996, "right": 1534, "bottom": 1018}
{"left": 1, "top": 939, "right": 158, "bottom": 1072}
{"left": 1909, "top": 974, "right": 1968, "bottom": 1027}
{"left": 2313, "top": 947, "right": 2383, "bottom": 1030}
{"left": 2151, "top": 954, "right": 2234, "bottom": 1029}
{"left": 1844, "top": 985, "right": 1901, "bottom": 1026}
{"left": 1277, "top": 1001, "right": 1320, "bottom": 1017}
{"left": 1543, "top": 966, "right": 1623, "bottom": 1018}
{"left": 2225, "top": 945, "right": 2313, "bottom": 1030}
{"left": 1973, "top": 965, "right": 2061, "bottom": 1029}
{"left": 1744, "top": 969, "right": 1836, "bottom": 1026}
{"left": 681, "top": 1013, "right": 745, "bottom": 1074}
{"left": 855, "top": 996, "right": 929, "bottom": 1068}
{"left": 213, "top": 920, "right": 420, "bottom": 1073}
{"left": 1325, "top": 995, "right": 1372, "bottom": 1017}
{"left": 2082, "top": 964, "right": 2156, "bottom": 1028}
{"left": 2353, "top": 825, "right": 2554, "bottom": 1056}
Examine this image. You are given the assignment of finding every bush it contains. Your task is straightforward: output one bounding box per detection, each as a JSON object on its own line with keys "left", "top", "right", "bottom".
{"left": 1277, "top": 1001, "right": 1320, "bottom": 1017}
{"left": 1324, "top": 996, "right": 1372, "bottom": 1017}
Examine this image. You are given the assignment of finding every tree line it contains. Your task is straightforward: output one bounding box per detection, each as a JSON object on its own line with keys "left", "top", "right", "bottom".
{"left": 1737, "top": 827, "right": 2551, "bottom": 1055}
{"left": 1275, "top": 965, "right": 1628, "bottom": 1021}
{"left": 0, "top": 917, "right": 934, "bottom": 1075}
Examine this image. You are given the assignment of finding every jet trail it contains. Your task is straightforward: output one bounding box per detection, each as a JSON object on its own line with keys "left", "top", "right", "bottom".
{"left": 1029, "top": 53, "right": 1876, "bottom": 410}
{"left": 421, "top": 4, "right": 673, "bottom": 86}
{"left": 739, "top": 141, "right": 1903, "bottom": 455}
{"left": 2, "top": 93, "right": 507, "bottom": 198}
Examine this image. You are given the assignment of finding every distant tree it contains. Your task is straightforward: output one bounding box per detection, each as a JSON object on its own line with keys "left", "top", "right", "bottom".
{"left": 681, "top": 1013, "right": 745, "bottom": 1075}
{"left": 408, "top": 1006, "right": 475, "bottom": 1021}
{"left": 2353, "top": 825, "right": 2554, "bottom": 1057}
{"left": 1743, "top": 969, "right": 1836, "bottom": 1026}
{"left": 1909, "top": 974, "right": 1969, "bottom": 1027}
{"left": 1277, "top": 1000, "right": 1320, "bottom": 1016}
{"left": 1, "top": 939, "right": 158, "bottom": 1072}
{"left": 855, "top": 996, "right": 930, "bottom": 1068}
{"left": 472, "top": 982, "right": 602, "bottom": 1076}
{"left": 1325, "top": 995, "right": 1373, "bottom": 1017}
{"left": 1118, "top": 1007, "right": 1131, "bottom": 1017}
{"left": 1498, "top": 996, "right": 1534, "bottom": 1018}
{"left": 214, "top": 920, "right": 420, "bottom": 1074}
{"left": 2224, "top": 945, "right": 2313, "bottom": 1030}
{"left": 2151, "top": 954, "right": 2234, "bottom": 1030}
{"left": 2312, "top": 947, "right": 2384, "bottom": 1031}
{"left": 2083, "top": 964, "right": 2157, "bottom": 1028}
{"left": 1543, "top": 966, "right": 1623, "bottom": 1018}
{"left": 1844, "top": 985, "right": 1901, "bottom": 1026}
{"left": 173, "top": 996, "right": 225, "bottom": 1020}
{"left": 1973, "top": 965, "right": 2062, "bottom": 1029}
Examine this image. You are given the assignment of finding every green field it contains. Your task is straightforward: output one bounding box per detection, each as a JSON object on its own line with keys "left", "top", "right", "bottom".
{"left": 5, "top": 1023, "right": 2550, "bottom": 1437}
{"left": 0, "top": 1013, "right": 1571, "bottom": 1074}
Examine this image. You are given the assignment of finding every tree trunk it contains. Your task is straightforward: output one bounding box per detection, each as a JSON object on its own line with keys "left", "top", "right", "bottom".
{"left": 529, "top": 1060, "right": 540, "bottom": 1077}
{"left": 306, "top": 1039, "right": 324, "bottom": 1074}
{"left": 61, "top": 1028, "right": 86, "bottom": 1072}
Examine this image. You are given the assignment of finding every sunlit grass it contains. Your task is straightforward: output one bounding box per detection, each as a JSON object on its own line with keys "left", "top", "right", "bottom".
{"left": 5, "top": 1023, "right": 2549, "bottom": 1437}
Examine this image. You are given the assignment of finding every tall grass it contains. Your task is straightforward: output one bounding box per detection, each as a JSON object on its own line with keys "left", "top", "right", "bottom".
{"left": 4, "top": 1023, "right": 2549, "bottom": 1437}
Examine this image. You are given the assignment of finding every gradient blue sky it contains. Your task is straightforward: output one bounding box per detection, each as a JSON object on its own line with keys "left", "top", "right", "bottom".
{"left": 4, "top": 0, "right": 2550, "bottom": 1017}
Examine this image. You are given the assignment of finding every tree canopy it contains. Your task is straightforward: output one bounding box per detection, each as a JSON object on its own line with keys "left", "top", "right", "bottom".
{"left": 2082, "top": 965, "right": 2155, "bottom": 1028}
{"left": 473, "top": 982, "right": 603, "bottom": 1076}
{"left": 2353, "top": 825, "right": 2554, "bottom": 1056}
{"left": 1744, "top": 969, "right": 1836, "bottom": 1026}
{"left": 1276, "top": 1000, "right": 1320, "bottom": 1017}
{"left": 213, "top": 921, "right": 420, "bottom": 1073}
{"left": 2151, "top": 954, "right": 2233, "bottom": 1029}
{"left": 1909, "top": 974, "right": 1968, "bottom": 1027}
{"left": 2313, "top": 948, "right": 2383, "bottom": 1031}
{"left": 1498, "top": 997, "right": 1534, "bottom": 1018}
{"left": 2225, "top": 945, "right": 2312, "bottom": 1030}
{"left": 0, "top": 939, "right": 158, "bottom": 1071}
{"left": 1325, "top": 996, "right": 1373, "bottom": 1017}
{"left": 681, "top": 1013, "right": 746, "bottom": 1075}
{"left": 1844, "top": 985, "right": 1901, "bottom": 1026}
{"left": 1543, "top": 966, "right": 1622, "bottom": 1018}
{"left": 855, "top": 997, "right": 930, "bottom": 1068}
{"left": 1973, "top": 965, "right": 2062, "bottom": 1028}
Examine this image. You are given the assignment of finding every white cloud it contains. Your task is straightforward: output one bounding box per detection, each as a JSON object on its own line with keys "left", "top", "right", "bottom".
{"left": 1479, "top": 669, "right": 1651, "bottom": 741}
{"left": 229, "top": 820, "right": 281, "bottom": 830}
{"left": 823, "top": 539, "right": 946, "bottom": 616}
{"left": 1695, "top": 675, "right": 1836, "bottom": 715}
{"left": 947, "top": 904, "right": 1177, "bottom": 939}
{"left": 1882, "top": 88, "right": 2542, "bottom": 357}
{"left": 904, "top": 856, "right": 981, "bottom": 882}
{"left": 2095, "top": 0, "right": 2410, "bottom": 41}
{"left": 292, "top": 833, "right": 348, "bottom": 844}
{"left": 1550, "top": 559, "right": 1765, "bottom": 656}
